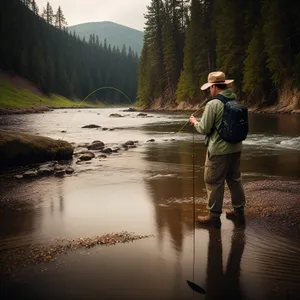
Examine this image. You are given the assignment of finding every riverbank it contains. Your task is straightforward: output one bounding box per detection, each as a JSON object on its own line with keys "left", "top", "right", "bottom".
{"left": 137, "top": 98, "right": 300, "bottom": 115}
{"left": 0, "top": 77, "right": 105, "bottom": 115}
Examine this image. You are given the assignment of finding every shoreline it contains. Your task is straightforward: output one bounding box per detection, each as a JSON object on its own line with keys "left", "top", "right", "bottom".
{"left": 1, "top": 102, "right": 300, "bottom": 116}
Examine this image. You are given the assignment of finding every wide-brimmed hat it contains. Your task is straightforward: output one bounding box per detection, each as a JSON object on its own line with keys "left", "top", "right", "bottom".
{"left": 200, "top": 71, "right": 234, "bottom": 90}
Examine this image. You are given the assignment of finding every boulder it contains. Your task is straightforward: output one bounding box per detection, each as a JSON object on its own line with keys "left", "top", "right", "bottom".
{"left": 79, "top": 152, "right": 95, "bottom": 161}
{"left": 101, "top": 148, "right": 113, "bottom": 154}
{"left": 38, "top": 167, "right": 54, "bottom": 176}
{"left": 87, "top": 141, "right": 105, "bottom": 150}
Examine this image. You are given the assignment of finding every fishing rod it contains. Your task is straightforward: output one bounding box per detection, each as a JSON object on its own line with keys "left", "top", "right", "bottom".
{"left": 176, "top": 98, "right": 210, "bottom": 134}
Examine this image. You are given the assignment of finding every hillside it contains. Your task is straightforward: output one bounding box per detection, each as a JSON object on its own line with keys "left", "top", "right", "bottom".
{"left": 69, "top": 21, "right": 144, "bottom": 56}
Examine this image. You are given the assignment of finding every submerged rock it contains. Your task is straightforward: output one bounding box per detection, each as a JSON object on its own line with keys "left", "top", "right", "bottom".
{"left": 137, "top": 113, "right": 147, "bottom": 117}
{"left": 109, "top": 113, "right": 123, "bottom": 117}
{"left": 82, "top": 124, "right": 101, "bottom": 129}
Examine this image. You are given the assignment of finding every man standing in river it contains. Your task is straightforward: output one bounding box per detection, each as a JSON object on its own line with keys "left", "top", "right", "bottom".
{"left": 189, "top": 71, "right": 246, "bottom": 228}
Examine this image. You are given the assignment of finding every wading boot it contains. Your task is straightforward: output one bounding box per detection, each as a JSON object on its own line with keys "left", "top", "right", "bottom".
{"left": 197, "top": 215, "right": 221, "bottom": 229}
{"left": 226, "top": 209, "right": 245, "bottom": 225}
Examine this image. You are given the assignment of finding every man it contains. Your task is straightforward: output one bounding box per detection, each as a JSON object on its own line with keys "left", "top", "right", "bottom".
{"left": 189, "top": 71, "right": 246, "bottom": 228}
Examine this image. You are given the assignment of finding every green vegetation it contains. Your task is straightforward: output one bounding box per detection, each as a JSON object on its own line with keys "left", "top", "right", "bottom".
{"left": 0, "top": 129, "right": 73, "bottom": 168}
{"left": 138, "top": 0, "right": 300, "bottom": 108}
{"left": 0, "top": 0, "right": 138, "bottom": 105}
{"left": 68, "top": 22, "right": 144, "bottom": 56}
{"left": 0, "top": 80, "right": 104, "bottom": 109}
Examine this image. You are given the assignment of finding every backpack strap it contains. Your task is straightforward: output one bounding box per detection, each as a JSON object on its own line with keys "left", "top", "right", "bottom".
{"left": 210, "top": 94, "right": 235, "bottom": 139}
{"left": 214, "top": 94, "right": 233, "bottom": 104}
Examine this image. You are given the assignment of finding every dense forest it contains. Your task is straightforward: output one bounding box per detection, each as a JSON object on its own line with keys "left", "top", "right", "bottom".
{"left": 137, "top": 0, "right": 300, "bottom": 109}
{"left": 0, "top": 0, "right": 139, "bottom": 104}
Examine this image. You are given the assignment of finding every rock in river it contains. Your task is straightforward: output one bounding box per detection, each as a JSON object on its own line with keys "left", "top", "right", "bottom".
{"left": 87, "top": 141, "right": 105, "bottom": 150}
{"left": 82, "top": 124, "right": 101, "bottom": 129}
{"left": 79, "top": 152, "right": 95, "bottom": 161}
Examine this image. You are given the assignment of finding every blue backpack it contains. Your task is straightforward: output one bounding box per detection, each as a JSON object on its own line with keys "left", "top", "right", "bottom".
{"left": 214, "top": 94, "right": 248, "bottom": 144}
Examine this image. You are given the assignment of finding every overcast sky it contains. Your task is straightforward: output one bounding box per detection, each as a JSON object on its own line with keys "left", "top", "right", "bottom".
{"left": 35, "top": 0, "right": 149, "bottom": 31}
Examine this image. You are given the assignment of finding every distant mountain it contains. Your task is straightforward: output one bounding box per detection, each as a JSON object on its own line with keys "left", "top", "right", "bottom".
{"left": 69, "top": 21, "right": 144, "bottom": 55}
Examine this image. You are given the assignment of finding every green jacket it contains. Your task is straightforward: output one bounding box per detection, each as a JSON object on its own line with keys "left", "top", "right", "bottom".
{"left": 194, "top": 89, "right": 242, "bottom": 155}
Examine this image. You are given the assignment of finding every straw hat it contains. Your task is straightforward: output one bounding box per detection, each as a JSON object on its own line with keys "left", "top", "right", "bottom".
{"left": 200, "top": 71, "right": 234, "bottom": 90}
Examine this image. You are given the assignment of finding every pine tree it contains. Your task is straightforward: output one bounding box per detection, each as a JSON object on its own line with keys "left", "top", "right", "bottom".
{"left": 214, "top": 0, "right": 246, "bottom": 94}
{"left": 55, "top": 6, "right": 68, "bottom": 30}
{"left": 42, "top": 2, "right": 54, "bottom": 25}
{"left": 30, "top": 0, "right": 39, "bottom": 15}
{"left": 176, "top": 0, "right": 214, "bottom": 102}
{"left": 143, "top": 0, "right": 165, "bottom": 98}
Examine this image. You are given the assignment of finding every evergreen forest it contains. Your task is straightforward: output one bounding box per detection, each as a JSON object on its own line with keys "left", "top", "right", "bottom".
{"left": 137, "top": 0, "right": 300, "bottom": 108}
{"left": 0, "top": 0, "right": 139, "bottom": 104}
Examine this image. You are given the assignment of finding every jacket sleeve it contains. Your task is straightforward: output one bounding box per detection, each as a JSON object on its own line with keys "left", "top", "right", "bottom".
{"left": 194, "top": 102, "right": 215, "bottom": 135}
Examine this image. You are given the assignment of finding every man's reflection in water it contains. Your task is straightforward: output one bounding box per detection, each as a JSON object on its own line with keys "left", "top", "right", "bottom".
{"left": 205, "top": 222, "right": 246, "bottom": 299}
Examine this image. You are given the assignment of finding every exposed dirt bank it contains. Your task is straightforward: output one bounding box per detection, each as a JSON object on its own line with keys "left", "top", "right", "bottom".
{"left": 137, "top": 99, "right": 300, "bottom": 115}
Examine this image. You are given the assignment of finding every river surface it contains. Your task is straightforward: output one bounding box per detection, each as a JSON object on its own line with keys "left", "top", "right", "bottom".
{"left": 0, "top": 108, "right": 300, "bottom": 300}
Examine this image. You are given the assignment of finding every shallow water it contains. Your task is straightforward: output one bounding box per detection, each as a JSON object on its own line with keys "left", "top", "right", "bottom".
{"left": 0, "top": 108, "right": 300, "bottom": 300}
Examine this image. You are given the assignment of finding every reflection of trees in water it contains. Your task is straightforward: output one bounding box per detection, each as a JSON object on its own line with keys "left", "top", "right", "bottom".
{"left": 50, "top": 180, "right": 65, "bottom": 215}
{"left": 143, "top": 141, "right": 208, "bottom": 256}
{"left": 0, "top": 178, "right": 65, "bottom": 244}
{"left": 0, "top": 180, "right": 38, "bottom": 239}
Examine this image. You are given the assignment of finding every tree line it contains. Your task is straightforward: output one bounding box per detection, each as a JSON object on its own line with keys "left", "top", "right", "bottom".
{"left": 137, "top": 0, "right": 300, "bottom": 108}
{"left": 0, "top": 0, "right": 139, "bottom": 104}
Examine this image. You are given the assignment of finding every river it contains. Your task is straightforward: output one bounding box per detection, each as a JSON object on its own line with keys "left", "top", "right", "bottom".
{"left": 0, "top": 108, "right": 300, "bottom": 300}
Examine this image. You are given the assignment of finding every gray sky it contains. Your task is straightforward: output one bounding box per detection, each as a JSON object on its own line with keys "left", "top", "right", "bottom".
{"left": 35, "top": 0, "right": 149, "bottom": 31}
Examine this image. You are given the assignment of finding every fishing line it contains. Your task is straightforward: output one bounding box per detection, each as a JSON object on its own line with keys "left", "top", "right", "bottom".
{"left": 52, "top": 86, "right": 134, "bottom": 162}
{"left": 192, "top": 125, "right": 196, "bottom": 292}
{"left": 176, "top": 98, "right": 210, "bottom": 134}
{"left": 185, "top": 102, "right": 207, "bottom": 296}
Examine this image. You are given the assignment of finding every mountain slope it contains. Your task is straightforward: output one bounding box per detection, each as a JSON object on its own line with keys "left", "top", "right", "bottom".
{"left": 69, "top": 21, "right": 144, "bottom": 55}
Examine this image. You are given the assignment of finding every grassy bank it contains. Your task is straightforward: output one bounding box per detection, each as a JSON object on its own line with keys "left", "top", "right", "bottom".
{"left": 0, "top": 79, "right": 104, "bottom": 110}
{"left": 0, "top": 129, "right": 73, "bottom": 168}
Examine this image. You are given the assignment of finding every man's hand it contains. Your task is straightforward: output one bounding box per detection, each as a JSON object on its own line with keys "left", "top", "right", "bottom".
{"left": 189, "top": 115, "right": 198, "bottom": 125}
